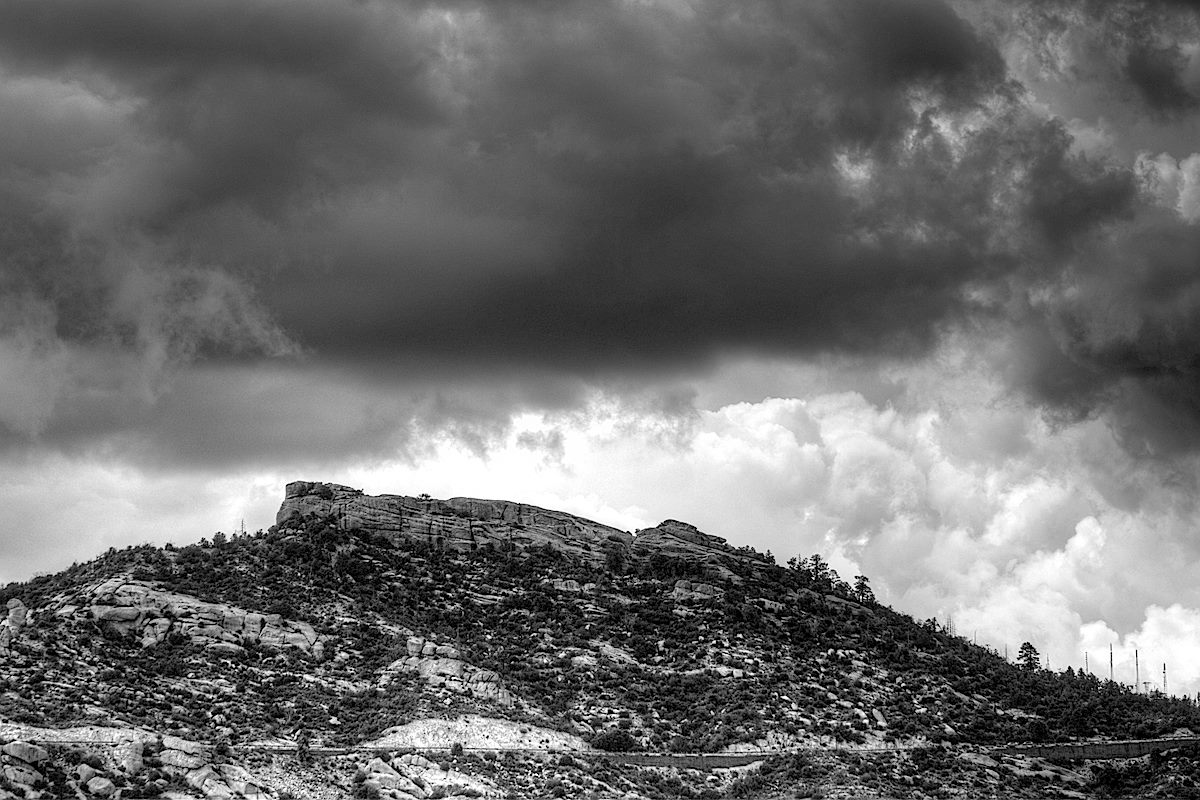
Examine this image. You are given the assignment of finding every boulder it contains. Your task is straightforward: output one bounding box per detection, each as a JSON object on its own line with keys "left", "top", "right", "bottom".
{"left": 2, "top": 761, "right": 41, "bottom": 787}
{"left": 366, "top": 757, "right": 398, "bottom": 776}
{"left": 2, "top": 741, "right": 49, "bottom": 765}
{"left": 5, "top": 598, "right": 26, "bottom": 629}
{"left": 86, "top": 776, "right": 117, "bottom": 797}
{"left": 162, "top": 735, "right": 205, "bottom": 755}
{"left": 215, "top": 763, "right": 261, "bottom": 795}
{"left": 187, "top": 764, "right": 236, "bottom": 797}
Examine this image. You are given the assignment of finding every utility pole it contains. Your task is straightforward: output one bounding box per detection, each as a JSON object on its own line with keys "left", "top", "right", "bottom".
{"left": 1085, "top": 652, "right": 1089, "bottom": 673}
{"left": 1135, "top": 650, "right": 1140, "bottom": 691}
{"left": 1110, "top": 644, "right": 1114, "bottom": 682}
{"left": 1164, "top": 663, "right": 1168, "bottom": 695}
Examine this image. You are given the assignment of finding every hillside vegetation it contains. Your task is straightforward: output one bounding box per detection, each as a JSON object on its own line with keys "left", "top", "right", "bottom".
{"left": 1, "top": 482, "right": 1198, "bottom": 799}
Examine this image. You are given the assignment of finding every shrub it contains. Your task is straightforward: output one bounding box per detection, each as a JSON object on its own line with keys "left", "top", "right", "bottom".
{"left": 592, "top": 728, "right": 637, "bottom": 752}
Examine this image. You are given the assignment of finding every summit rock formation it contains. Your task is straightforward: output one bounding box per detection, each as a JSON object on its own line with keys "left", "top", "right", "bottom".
{"left": 277, "top": 481, "right": 771, "bottom": 576}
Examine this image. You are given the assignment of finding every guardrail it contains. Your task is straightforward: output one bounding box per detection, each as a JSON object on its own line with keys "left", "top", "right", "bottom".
{"left": 15, "top": 736, "right": 1197, "bottom": 765}
{"left": 992, "top": 737, "right": 1200, "bottom": 760}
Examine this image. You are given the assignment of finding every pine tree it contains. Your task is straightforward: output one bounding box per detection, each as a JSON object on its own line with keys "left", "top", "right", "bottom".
{"left": 1018, "top": 641, "right": 1041, "bottom": 671}
{"left": 852, "top": 575, "right": 875, "bottom": 605}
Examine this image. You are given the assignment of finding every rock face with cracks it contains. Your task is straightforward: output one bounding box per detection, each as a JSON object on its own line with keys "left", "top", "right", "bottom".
{"left": 278, "top": 481, "right": 635, "bottom": 566}
{"left": 381, "top": 636, "right": 515, "bottom": 706}
{"left": 0, "top": 599, "right": 27, "bottom": 656}
{"left": 59, "top": 575, "right": 328, "bottom": 659}
{"left": 277, "top": 481, "right": 770, "bottom": 575}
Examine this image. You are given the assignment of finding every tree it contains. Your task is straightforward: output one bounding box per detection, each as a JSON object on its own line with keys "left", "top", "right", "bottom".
{"left": 592, "top": 728, "right": 637, "bottom": 752}
{"left": 296, "top": 727, "right": 311, "bottom": 764}
{"left": 1018, "top": 641, "right": 1041, "bottom": 671}
{"left": 852, "top": 575, "right": 875, "bottom": 605}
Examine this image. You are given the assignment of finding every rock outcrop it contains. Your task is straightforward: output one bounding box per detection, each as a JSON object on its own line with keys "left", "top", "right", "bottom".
{"left": 154, "top": 736, "right": 272, "bottom": 798}
{"left": 0, "top": 598, "right": 27, "bottom": 657}
{"left": 276, "top": 482, "right": 771, "bottom": 579}
{"left": 0, "top": 740, "right": 48, "bottom": 798}
{"left": 367, "top": 715, "right": 591, "bottom": 752}
{"left": 277, "top": 482, "right": 634, "bottom": 567}
{"left": 357, "top": 752, "right": 500, "bottom": 800}
{"left": 59, "top": 576, "right": 327, "bottom": 659}
{"left": 634, "top": 520, "right": 770, "bottom": 582}
{"left": 671, "top": 579, "right": 723, "bottom": 603}
{"left": 381, "top": 636, "right": 514, "bottom": 706}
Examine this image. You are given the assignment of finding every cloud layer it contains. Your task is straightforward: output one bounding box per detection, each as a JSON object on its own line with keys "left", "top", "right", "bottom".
{"left": 1, "top": 0, "right": 1199, "bottom": 450}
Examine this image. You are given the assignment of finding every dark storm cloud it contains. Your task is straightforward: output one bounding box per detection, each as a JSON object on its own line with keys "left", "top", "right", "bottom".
{"left": 254, "top": 0, "right": 1012, "bottom": 368}
{"left": 3, "top": 0, "right": 1200, "bottom": 458}
{"left": 1009, "top": 0, "right": 1200, "bottom": 116}
{"left": 0, "top": 0, "right": 441, "bottom": 222}
{"left": 1126, "top": 44, "right": 1197, "bottom": 114}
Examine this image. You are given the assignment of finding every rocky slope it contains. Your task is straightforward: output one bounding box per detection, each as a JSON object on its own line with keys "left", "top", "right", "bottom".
{"left": 2, "top": 481, "right": 1199, "bottom": 799}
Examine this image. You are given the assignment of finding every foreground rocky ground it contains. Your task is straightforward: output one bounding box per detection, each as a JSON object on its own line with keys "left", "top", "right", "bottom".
{"left": 0, "top": 716, "right": 1149, "bottom": 800}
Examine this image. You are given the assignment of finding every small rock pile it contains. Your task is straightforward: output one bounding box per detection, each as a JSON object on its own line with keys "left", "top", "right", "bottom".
{"left": 356, "top": 753, "right": 499, "bottom": 800}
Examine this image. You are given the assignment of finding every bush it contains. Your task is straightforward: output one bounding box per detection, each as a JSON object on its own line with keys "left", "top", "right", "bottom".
{"left": 592, "top": 728, "right": 637, "bottom": 752}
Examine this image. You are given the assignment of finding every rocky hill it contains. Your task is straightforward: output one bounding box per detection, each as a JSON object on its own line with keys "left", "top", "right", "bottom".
{"left": 1, "top": 482, "right": 1199, "bottom": 799}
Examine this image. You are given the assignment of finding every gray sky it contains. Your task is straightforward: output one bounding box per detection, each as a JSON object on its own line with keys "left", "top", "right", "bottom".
{"left": 4, "top": 0, "right": 1200, "bottom": 692}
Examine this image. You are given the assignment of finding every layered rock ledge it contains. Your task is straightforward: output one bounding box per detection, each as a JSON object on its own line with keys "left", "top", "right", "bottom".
{"left": 277, "top": 482, "right": 771, "bottom": 578}
{"left": 56, "top": 576, "right": 328, "bottom": 659}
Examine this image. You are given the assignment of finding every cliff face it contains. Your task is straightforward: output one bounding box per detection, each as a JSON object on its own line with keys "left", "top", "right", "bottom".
{"left": 277, "top": 481, "right": 774, "bottom": 575}
{"left": 276, "top": 481, "right": 635, "bottom": 567}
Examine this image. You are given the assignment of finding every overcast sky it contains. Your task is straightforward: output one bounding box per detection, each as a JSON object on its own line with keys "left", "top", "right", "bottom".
{"left": 5, "top": 0, "right": 1200, "bottom": 693}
